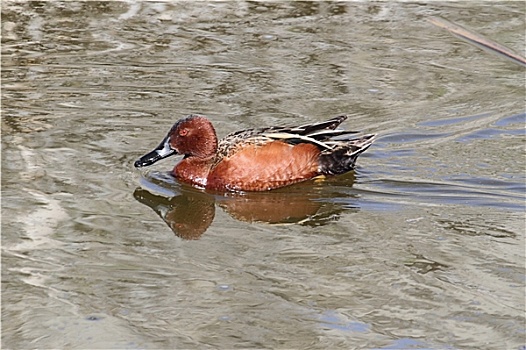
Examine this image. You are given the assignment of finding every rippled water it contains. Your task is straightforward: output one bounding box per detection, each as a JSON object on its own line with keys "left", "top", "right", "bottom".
{"left": 2, "top": 1, "right": 525, "bottom": 349}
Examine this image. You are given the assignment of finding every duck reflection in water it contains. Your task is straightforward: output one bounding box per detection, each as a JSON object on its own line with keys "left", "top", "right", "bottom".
{"left": 133, "top": 171, "right": 359, "bottom": 240}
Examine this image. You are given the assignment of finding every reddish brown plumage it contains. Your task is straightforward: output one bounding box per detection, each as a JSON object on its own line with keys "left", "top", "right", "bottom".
{"left": 134, "top": 114, "right": 376, "bottom": 192}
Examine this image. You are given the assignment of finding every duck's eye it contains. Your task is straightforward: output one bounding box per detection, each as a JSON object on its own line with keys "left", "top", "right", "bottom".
{"left": 179, "top": 128, "right": 189, "bottom": 136}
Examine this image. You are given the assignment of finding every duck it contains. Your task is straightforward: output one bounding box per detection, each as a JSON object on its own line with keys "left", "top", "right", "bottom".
{"left": 134, "top": 115, "right": 376, "bottom": 192}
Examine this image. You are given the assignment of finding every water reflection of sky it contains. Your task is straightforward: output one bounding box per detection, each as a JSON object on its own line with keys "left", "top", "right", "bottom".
{"left": 317, "top": 309, "right": 370, "bottom": 333}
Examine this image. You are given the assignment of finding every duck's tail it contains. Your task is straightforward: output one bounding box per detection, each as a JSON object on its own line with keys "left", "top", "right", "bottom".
{"left": 319, "top": 133, "right": 376, "bottom": 175}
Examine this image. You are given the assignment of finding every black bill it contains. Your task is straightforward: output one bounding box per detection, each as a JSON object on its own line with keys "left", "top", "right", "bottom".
{"left": 134, "top": 135, "right": 177, "bottom": 168}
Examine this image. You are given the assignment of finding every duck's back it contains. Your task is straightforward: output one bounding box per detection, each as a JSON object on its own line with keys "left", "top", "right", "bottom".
{"left": 214, "top": 115, "right": 351, "bottom": 163}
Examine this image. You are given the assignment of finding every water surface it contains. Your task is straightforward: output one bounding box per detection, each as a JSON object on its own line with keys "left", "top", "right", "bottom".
{"left": 2, "top": 1, "right": 525, "bottom": 349}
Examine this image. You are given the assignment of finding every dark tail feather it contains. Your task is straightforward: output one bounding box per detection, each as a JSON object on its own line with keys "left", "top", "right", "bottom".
{"left": 319, "top": 134, "right": 376, "bottom": 175}
{"left": 263, "top": 115, "right": 350, "bottom": 138}
{"left": 288, "top": 115, "right": 348, "bottom": 135}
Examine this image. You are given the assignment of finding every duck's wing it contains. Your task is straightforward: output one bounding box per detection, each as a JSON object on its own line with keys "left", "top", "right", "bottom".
{"left": 215, "top": 115, "right": 364, "bottom": 161}
{"left": 262, "top": 115, "right": 366, "bottom": 151}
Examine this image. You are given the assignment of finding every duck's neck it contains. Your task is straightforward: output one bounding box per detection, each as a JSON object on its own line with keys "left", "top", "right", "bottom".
{"left": 173, "top": 156, "right": 214, "bottom": 188}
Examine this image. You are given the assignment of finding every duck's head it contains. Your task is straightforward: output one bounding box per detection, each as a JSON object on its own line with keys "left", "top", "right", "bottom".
{"left": 134, "top": 114, "right": 218, "bottom": 168}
